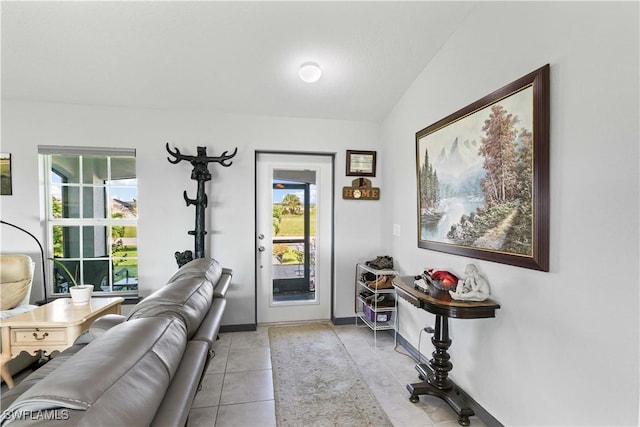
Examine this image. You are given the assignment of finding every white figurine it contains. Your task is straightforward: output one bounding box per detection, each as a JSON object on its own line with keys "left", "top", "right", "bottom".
{"left": 449, "top": 264, "right": 491, "bottom": 301}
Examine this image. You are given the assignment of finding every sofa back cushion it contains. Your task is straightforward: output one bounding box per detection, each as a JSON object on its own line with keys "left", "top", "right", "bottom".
{"left": 126, "top": 258, "right": 222, "bottom": 338}
{"left": 166, "top": 257, "right": 222, "bottom": 285}
{"left": 3, "top": 317, "right": 186, "bottom": 426}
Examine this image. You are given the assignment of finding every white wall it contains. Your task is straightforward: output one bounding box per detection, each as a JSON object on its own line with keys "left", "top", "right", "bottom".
{"left": 0, "top": 102, "right": 385, "bottom": 324}
{"left": 381, "top": 2, "right": 639, "bottom": 426}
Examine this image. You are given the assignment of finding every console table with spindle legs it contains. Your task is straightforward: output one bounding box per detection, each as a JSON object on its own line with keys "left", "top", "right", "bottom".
{"left": 392, "top": 276, "right": 500, "bottom": 426}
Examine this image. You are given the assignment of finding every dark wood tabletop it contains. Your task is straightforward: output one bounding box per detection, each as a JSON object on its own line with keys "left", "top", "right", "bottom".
{"left": 392, "top": 276, "right": 500, "bottom": 319}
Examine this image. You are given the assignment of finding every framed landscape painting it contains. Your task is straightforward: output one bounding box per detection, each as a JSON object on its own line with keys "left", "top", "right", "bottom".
{"left": 0, "top": 153, "right": 12, "bottom": 195}
{"left": 416, "top": 65, "right": 549, "bottom": 271}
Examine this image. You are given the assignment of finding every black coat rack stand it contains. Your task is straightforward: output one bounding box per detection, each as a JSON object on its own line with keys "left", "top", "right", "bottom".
{"left": 166, "top": 143, "right": 237, "bottom": 267}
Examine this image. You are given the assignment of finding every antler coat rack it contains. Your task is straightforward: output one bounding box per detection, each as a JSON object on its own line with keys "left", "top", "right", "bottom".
{"left": 166, "top": 143, "right": 238, "bottom": 267}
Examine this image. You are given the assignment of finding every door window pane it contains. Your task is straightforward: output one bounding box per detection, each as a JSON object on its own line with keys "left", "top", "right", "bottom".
{"left": 271, "top": 173, "right": 317, "bottom": 303}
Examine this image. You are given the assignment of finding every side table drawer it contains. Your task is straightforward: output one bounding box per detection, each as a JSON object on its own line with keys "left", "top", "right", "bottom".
{"left": 12, "top": 328, "right": 67, "bottom": 345}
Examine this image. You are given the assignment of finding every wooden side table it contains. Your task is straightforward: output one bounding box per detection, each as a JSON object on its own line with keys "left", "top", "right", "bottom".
{"left": 392, "top": 276, "right": 500, "bottom": 426}
{"left": 0, "top": 297, "right": 123, "bottom": 389}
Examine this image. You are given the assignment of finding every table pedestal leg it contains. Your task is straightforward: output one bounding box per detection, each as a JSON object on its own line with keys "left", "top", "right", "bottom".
{"left": 407, "top": 314, "right": 474, "bottom": 426}
{"left": 1, "top": 353, "right": 15, "bottom": 389}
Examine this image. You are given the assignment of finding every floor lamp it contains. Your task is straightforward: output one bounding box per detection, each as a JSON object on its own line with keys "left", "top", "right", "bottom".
{"left": 1, "top": 220, "right": 48, "bottom": 304}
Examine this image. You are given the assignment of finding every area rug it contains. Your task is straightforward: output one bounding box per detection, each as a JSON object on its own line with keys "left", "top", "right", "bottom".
{"left": 269, "top": 322, "right": 392, "bottom": 427}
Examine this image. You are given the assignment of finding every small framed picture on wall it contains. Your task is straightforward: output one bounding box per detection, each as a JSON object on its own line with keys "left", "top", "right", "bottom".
{"left": 1, "top": 153, "right": 12, "bottom": 195}
{"left": 346, "top": 150, "right": 376, "bottom": 177}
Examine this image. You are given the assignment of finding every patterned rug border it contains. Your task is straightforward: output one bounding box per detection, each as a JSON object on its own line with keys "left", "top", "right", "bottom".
{"left": 269, "top": 322, "right": 392, "bottom": 427}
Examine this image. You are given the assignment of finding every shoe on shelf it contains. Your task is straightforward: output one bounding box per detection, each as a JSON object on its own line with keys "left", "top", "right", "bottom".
{"left": 359, "top": 291, "right": 373, "bottom": 300}
{"left": 361, "top": 272, "right": 377, "bottom": 282}
{"left": 366, "top": 275, "right": 394, "bottom": 290}
{"left": 365, "top": 256, "right": 394, "bottom": 270}
{"left": 378, "top": 276, "right": 394, "bottom": 289}
{"left": 365, "top": 294, "right": 384, "bottom": 303}
{"left": 365, "top": 275, "right": 385, "bottom": 289}
{"left": 375, "top": 296, "right": 395, "bottom": 307}
{"left": 365, "top": 256, "right": 384, "bottom": 266}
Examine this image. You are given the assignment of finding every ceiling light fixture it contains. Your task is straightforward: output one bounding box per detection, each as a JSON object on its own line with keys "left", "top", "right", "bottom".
{"left": 299, "top": 62, "right": 322, "bottom": 83}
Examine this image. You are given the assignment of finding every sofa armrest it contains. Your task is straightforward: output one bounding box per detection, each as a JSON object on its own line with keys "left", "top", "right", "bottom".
{"left": 150, "top": 340, "right": 209, "bottom": 427}
{"left": 213, "top": 269, "right": 232, "bottom": 298}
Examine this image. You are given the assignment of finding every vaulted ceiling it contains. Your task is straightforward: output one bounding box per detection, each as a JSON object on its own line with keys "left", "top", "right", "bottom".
{"left": 1, "top": 1, "right": 476, "bottom": 122}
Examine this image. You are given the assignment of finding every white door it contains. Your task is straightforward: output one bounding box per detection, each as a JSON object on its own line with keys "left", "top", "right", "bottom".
{"left": 256, "top": 152, "right": 333, "bottom": 323}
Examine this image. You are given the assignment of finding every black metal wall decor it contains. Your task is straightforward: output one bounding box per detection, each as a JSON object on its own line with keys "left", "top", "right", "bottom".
{"left": 166, "top": 143, "right": 237, "bottom": 267}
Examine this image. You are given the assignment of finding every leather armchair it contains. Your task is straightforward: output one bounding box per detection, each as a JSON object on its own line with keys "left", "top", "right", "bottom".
{"left": 1, "top": 254, "right": 39, "bottom": 383}
{"left": 0, "top": 254, "right": 35, "bottom": 311}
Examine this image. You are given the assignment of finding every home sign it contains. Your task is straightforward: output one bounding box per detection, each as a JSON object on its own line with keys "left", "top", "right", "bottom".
{"left": 342, "top": 178, "right": 380, "bottom": 200}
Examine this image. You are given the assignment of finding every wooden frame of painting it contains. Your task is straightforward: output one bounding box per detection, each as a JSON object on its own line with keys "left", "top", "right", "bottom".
{"left": 346, "top": 150, "right": 376, "bottom": 177}
{"left": 416, "top": 64, "right": 549, "bottom": 271}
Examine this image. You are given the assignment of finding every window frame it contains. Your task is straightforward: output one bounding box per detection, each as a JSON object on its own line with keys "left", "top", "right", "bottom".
{"left": 40, "top": 146, "right": 138, "bottom": 297}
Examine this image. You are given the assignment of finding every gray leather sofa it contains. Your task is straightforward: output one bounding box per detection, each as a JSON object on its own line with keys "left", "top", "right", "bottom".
{"left": 0, "top": 257, "right": 231, "bottom": 427}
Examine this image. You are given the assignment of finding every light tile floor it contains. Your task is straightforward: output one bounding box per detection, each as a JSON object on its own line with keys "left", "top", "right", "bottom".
{"left": 188, "top": 323, "right": 488, "bottom": 427}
